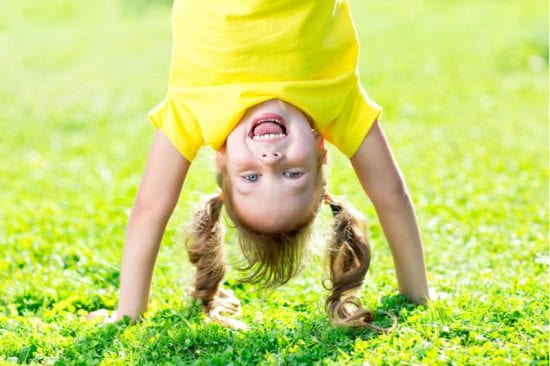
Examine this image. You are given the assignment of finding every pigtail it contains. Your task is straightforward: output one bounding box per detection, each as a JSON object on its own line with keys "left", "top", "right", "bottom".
{"left": 324, "top": 194, "right": 396, "bottom": 333}
{"left": 185, "top": 194, "right": 246, "bottom": 328}
{"left": 186, "top": 194, "right": 225, "bottom": 305}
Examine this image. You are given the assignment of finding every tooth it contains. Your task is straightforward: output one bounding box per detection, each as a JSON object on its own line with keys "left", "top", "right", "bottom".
{"left": 252, "top": 132, "right": 288, "bottom": 141}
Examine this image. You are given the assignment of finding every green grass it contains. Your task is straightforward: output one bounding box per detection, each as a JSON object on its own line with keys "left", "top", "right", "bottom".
{"left": 0, "top": 0, "right": 547, "bottom": 364}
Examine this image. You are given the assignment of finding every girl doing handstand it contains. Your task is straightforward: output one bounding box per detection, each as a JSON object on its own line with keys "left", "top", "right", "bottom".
{"left": 91, "top": 0, "right": 429, "bottom": 330}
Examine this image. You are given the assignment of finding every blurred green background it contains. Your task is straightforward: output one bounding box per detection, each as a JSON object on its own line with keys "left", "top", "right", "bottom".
{"left": 0, "top": 0, "right": 547, "bottom": 364}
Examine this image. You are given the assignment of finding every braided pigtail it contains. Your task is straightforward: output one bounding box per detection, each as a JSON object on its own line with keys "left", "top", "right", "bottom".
{"left": 324, "top": 194, "right": 396, "bottom": 333}
{"left": 185, "top": 193, "right": 246, "bottom": 329}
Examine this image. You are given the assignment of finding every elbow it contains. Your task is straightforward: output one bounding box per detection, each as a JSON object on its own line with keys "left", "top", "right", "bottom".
{"left": 130, "top": 191, "right": 177, "bottom": 224}
{"left": 370, "top": 179, "right": 413, "bottom": 212}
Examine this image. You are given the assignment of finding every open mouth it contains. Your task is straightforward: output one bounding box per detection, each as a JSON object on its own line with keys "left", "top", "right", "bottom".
{"left": 249, "top": 113, "right": 288, "bottom": 141}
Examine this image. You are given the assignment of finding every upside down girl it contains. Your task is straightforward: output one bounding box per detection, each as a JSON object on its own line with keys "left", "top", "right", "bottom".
{"left": 89, "top": 0, "right": 429, "bottom": 330}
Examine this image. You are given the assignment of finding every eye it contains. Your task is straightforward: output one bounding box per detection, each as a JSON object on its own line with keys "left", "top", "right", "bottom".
{"left": 283, "top": 171, "right": 302, "bottom": 179}
{"left": 243, "top": 173, "right": 260, "bottom": 182}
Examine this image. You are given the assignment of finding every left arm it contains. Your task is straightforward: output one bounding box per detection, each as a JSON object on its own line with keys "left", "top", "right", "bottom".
{"left": 350, "top": 121, "right": 429, "bottom": 303}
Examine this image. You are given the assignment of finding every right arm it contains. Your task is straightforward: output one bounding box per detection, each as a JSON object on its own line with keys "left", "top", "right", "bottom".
{"left": 115, "top": 130, "right": 190, "bottom": 321}
{"left": 350, "top": 121, "right": 429, "bottom": 303}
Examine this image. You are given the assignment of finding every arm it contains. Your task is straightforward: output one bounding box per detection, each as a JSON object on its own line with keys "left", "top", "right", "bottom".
{"left": 350, "top": 121, "right": 429, "bottom": 303}
{"left": 115, "top": 130, "right": 190, "bottom": 320}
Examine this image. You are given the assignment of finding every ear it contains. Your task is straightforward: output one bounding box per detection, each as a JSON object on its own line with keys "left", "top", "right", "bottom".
{"left": 216, "top": 146, "right": 226, "bottom": 169}
{"left": 316, "top": 135, "right": 328, "bottom": 164}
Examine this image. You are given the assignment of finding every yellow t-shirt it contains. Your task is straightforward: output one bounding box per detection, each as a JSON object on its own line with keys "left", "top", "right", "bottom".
{"left": 149, "top": 0, "right": 381, "bottom": 162}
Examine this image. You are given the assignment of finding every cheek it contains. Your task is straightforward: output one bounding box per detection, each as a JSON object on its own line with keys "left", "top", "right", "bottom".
{"left": 224, "top": 145, "right": 256, "bottom": 175}
{"left": 289, "top": 144, "right": 316, "bottom": 165}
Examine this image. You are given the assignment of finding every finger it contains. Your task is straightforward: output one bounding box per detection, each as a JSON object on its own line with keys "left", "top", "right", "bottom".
{"left": 86, "top": 309, "right": 110, "bottom": 320}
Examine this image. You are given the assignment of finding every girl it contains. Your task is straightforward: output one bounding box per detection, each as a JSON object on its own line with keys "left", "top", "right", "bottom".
{"left": 89, "top": 0, "right": 429, "bottom": 330}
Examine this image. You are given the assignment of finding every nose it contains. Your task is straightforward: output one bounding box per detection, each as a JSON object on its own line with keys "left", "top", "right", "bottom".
{"left": 259, "top": 151, "right": 283, "bottom": 165}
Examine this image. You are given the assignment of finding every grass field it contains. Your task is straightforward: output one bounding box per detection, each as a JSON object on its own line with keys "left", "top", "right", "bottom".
{"left": 0, "top": 0, "right": 548, "bottom": 364}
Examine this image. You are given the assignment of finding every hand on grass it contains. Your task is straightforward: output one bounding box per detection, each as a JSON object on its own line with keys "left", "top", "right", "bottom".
{"left": 86, "top": 309, "right": 119, "bottom": 324}
{"left": 205, "top": 312, "right": 249, "bottom": 330}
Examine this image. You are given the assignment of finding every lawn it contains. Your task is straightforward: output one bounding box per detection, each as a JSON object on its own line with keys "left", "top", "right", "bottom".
{"left": 0, "top": 0, "right": 548, "bottom": 364}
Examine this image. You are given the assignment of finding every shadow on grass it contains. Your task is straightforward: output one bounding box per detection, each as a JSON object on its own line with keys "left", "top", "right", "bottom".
{"left": 51, "top": 295, "right": 423, "bottom": 365}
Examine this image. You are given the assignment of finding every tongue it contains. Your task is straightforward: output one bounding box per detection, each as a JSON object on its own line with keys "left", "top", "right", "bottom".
{"left": 254, "top": 122, "right": 284, "bottom": 136}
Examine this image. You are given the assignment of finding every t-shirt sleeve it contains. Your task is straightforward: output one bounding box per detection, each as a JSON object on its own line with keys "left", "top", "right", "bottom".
{"left": 148, "top": 94, "right": 203, "bottom": 162}
{"left": 320, "top": 83, "right": 382, "bottom": 158}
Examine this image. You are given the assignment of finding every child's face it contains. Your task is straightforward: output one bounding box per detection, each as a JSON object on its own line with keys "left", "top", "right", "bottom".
{"left": 218, "top": 99, "right": 325, "bottom": 233}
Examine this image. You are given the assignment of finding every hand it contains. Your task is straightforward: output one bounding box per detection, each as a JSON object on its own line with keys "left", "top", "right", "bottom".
{"left": 86, "top": 309, "right": 118, "bottom": 324}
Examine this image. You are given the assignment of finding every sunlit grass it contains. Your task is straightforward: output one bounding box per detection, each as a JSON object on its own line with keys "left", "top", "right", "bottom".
{"left": 0, "top": 0, "right": 547, "bottom": 364}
